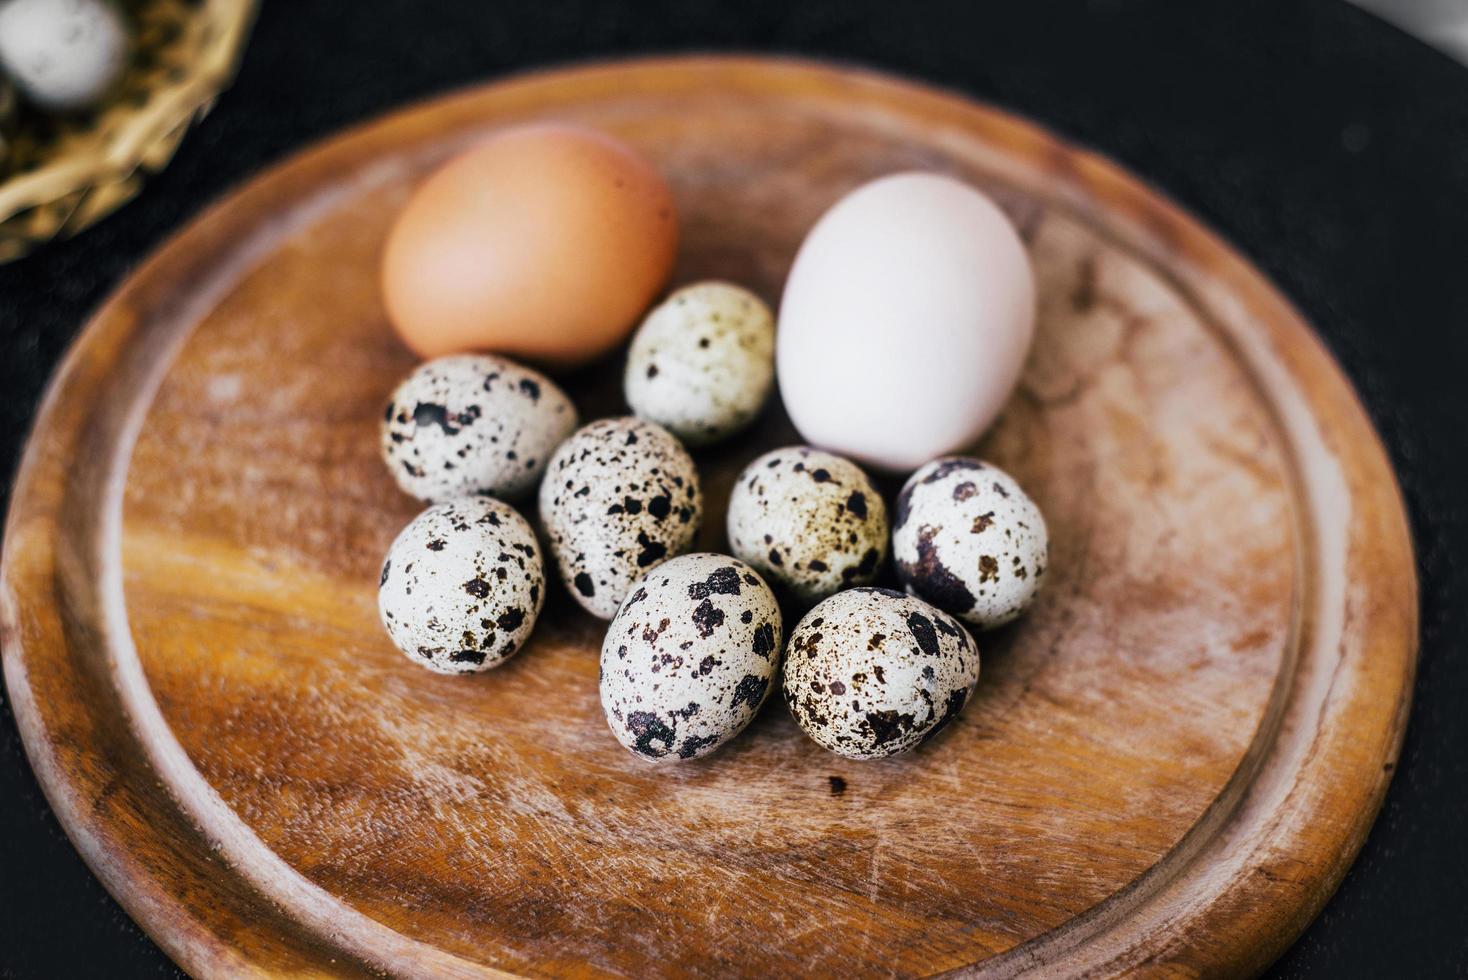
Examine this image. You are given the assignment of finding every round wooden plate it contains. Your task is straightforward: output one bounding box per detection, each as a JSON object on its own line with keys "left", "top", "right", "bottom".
{"left": 0, "top": 57, "right": 1417, "bottom": 977}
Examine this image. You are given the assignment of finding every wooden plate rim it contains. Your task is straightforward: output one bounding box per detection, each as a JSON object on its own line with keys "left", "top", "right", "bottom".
{"left": 0, "top": 55, "right": 1418, "bottom": 977}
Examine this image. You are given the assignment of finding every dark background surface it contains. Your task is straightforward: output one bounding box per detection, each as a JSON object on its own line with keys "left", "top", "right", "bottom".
{"left": 2, "top": 0, "right": 1465, "bottom": 976}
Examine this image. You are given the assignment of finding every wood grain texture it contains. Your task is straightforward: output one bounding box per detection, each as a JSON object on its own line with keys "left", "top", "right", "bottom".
{"left": 0, "top": 57, "right": 1417, "bottom": 978}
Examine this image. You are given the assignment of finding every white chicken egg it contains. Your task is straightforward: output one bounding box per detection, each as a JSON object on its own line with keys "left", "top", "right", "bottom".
{"left": 777, "top": 172, "right": 1035, "bottom": 472}
{"left": 600, "top": 553, "right": 783, "bottom": 763}
{"left": 0, "top": 0, "right": 130, "bottom": 110}
{"left": 539, "top": 417, "right": 702, "bottom": 618}
{"left": 380, "top": 354, "right": 577, "bottom": 503}
{"left": 893, "top": 457, "right": 1048, "bottom": 630}
{"left": 783, "top": 587, "right": 979, "bottom": 759}
{"left": 623, "top": 281, "right": 775, "bottom": 446}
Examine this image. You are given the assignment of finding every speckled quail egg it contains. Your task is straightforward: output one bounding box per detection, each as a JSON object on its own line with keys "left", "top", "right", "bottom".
{"left": 540, "top": 417, "right": 702, "bottom": 618}
{"left": 378, "top": 496, "right": 544, "bottom": 674}
{"left": 726, "top": 447, "right": 888, "bottom": 605}
{"left": 893, "top": 457, "right": 1048, "bottom": 630}
{"left": 0, "top": 0, "right": 130, "bottom": 111}
{"left": 381, "top": 354, "right": 577, "bottom": 503}
{"left": 600, "top": 553, "right": 784, "bottom": 763}
{"left": 783, "top": 587, "right": 978, "bottom": 759}
{"left": 623, "top": 281, "right": 775, "bottom": 446}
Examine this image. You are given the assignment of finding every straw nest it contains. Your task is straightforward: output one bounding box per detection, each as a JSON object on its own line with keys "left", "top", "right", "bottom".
{"left": 0, "top": 0, "right": 257, "bottom": 262}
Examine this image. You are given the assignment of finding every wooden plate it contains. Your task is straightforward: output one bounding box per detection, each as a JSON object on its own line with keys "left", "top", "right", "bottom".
{"left": 0, "top": 57, "right": 1417, "bottom": 977}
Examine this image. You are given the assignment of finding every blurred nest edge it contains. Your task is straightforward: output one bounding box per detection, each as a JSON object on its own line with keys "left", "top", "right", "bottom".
{"left": 0, "top": 0, "right": 258, "bottom": 263}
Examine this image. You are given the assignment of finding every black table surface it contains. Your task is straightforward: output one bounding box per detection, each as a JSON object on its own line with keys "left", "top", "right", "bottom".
{"left": 2, "top": 1, "right": 1465, "bottom": 976}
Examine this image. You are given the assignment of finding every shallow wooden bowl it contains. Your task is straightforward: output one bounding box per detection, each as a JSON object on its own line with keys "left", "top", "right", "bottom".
{"left": 0, "top": 57, "right": 1417, "bottom": 977}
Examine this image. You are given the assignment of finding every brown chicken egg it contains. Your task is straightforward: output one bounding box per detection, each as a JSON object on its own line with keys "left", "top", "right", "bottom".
{"left": 382, "top": 122, "right": 679, "bottom": 368}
